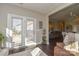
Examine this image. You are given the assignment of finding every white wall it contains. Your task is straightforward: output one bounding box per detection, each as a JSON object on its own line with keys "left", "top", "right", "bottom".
{"left": 0, "top": 3, "right": 46, "bottom": 45}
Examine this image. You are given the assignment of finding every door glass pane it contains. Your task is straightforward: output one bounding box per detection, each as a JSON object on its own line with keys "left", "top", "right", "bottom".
{"left": 27, "top": 21, "right": 33, "bottom": 42}
{"left": 27, "top": 21, "right": 33, "bottom": 31}
{"left": 25, "top": 20, "right": 36, "bottom": 46}
{"left": 12, "top": 18, "right": 22, "bottom": 48}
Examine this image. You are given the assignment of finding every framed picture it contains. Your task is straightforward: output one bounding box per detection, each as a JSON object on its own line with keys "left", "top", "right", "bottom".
{"left": 39, "top": 21, "right": 43, "bottom": 29}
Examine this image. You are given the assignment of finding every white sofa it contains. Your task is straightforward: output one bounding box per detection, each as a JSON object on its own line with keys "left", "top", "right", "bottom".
{"left": 64, "top": 32, "right": 79, "bottom": 52}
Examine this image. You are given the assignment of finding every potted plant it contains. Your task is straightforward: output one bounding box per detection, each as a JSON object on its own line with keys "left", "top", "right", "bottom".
{"left": 42, "top": 29, "right": 47, "bottom": 44}
{"left": 42, "top": 36, "right": 47, "bottom": 44}
{"left": 0, "top": 33, "right": 4, "bottom": 48}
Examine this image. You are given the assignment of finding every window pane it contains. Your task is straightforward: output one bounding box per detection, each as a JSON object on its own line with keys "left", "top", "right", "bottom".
{"left": 12, "top": 18, "right": 22, "bottom": 48}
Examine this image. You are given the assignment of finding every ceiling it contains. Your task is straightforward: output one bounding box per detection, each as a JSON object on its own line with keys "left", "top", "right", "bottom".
{"left": 11, "top": 3, "right": 72, "bottom": 15}
{"left": 49, "top": 3, "right": 79, "bottom": 22}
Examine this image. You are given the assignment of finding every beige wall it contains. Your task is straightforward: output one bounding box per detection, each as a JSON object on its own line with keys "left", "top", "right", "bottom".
{"left": 0, "top": 4, "right": 47, "bottom": 44}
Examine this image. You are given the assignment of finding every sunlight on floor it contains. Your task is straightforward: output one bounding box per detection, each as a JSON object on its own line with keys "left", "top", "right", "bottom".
{"left": 31, "top": 47, "right": 47, "bottom": 56}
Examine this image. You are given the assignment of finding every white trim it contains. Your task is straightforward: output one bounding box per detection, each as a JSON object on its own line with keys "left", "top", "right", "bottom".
{"left": 46, "top": 15, "right": 49, "bottom": 44}
{"left": 8, "top": 14, "right": 24, "bottom": 19}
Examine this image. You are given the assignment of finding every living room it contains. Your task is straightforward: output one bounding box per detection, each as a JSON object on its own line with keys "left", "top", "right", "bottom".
{"left": 1, "top": 3, "right": 79, "bottom": 56}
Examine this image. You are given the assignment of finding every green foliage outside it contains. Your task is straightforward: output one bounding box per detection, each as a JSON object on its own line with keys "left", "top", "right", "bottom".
{"left": 0, "top": 33, "right": 4, "bottom": 44}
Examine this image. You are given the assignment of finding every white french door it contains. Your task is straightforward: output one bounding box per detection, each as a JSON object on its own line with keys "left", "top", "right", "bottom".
{"left": 6, "top": 14, "right": 36, "bottom": 48}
